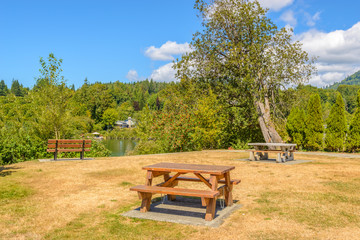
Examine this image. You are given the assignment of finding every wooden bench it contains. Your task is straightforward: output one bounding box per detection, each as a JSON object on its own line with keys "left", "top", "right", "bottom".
{"left": 169, "top": 176, "right": 241, "bottom": 185}
{"left": 130, "top": 185, "right": 220, "bottom": 218}
{"left": 47, "top": 139, "right": 91, "bottom": 160}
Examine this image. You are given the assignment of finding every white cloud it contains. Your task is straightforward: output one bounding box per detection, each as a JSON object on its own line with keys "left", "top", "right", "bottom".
{"left": 305, "top": 11, "right": 321, "bottom": 27}
{"left": 297, "top": 22, "right": 360, "bottom": 87}
{"left": 257, "top": 0, "right": 294, "bottom": 11}
{"left": 126, "top": 69, "right": 141, "bottom": 82}
{"left": 280, "top": 10, "right": 297, "bottom": 27}
{"left": 150, "top": 63, "right": 177, "bottom": 82}
{"left": 145, "top": 41, "right": 191, "bottom": 61}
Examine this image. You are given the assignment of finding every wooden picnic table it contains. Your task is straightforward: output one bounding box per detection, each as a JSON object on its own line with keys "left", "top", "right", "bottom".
{"left": 248, "top": 143, "right": 297, "bottom": 163}
{"left": 130, "top": 162, "right": 240, "bottom": 221}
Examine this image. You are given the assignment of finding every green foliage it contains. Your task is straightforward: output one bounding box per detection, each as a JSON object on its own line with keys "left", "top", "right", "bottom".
{"left": 286, "top": 107, "right": 306, "bottom": 149}
{"left": 88, "top": 140, "right": 111, "bottom": 157}
{"left": 102, "top": 108, "right": 118, "bottom": 129}
{"left": 325, "top": 93, "right": 347, "bottom": 151}
{"left": 337, "top": 85, "right": 360, "bottom": 114}
{"left": 0, "top": 80, "right": 9, "bottom": 96}
{"left": 305, "top": 94, "right": 324, "bottom": 150}
{"left": 347, "top": 90, "right": 360, "bottom": 152}
{"left": 10, "top": 79, "right": 26, "bottom": 97}
{"left": 103, "top": 128, "right": 137, "bottom": 140}
{"left": 134, "top": 85, "right": 226, "bottom": 154}
{"left": 176, "top": 0, "right": 315, "bottom": 143}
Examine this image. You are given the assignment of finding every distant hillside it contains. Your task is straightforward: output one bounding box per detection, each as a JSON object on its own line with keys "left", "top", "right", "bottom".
{"left": 327, "top": 70, "right": 360, "bottom": 89}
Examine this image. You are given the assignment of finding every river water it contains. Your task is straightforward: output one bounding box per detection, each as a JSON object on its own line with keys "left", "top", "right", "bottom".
{"left": 103, "top": 139, "right": 137, "bottom": 156}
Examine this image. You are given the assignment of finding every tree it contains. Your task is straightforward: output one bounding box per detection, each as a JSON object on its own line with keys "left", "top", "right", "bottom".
{"left": 0, "top": 80, "right": 9, "bottom": 96}
{"left": 11, "top": 79, "right": 24, "bottom": 97}
{"left": 347, "top": 89, "right": 360, "bottom": 152}
{"left": 32, "top": 53, "right": 73, "bottom": 139}
{"left": 175, "top": 0, "right": 315, "bottom": 143}
{"left": 102, "top": 108, "right": 118, "bottom": 129}
{"left": 286, "top": 107, "right": 306, "bottom": 149}
{"left": 324, "top": 93, "right": 347, "bottom": 151}
{"left": 305, "top": 94, "right": 324, "bottom": 150}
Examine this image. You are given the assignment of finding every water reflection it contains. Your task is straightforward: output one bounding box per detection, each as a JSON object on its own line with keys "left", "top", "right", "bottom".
{"left": 103, "top": 139, "right": 137, "bottom": 156}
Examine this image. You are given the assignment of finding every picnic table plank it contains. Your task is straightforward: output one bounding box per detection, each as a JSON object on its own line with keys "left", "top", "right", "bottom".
{"left": 142, "top": 162, "right": 235, "bottom": 175}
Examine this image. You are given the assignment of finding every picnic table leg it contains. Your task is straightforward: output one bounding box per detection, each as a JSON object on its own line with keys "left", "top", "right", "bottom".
{"left": 205, "top": 198, "right": 216, "bottom": 221}
{"left": 205, "top": 175, "right": 218, "bottom": 221}
{"left": 140, "top": 193, "right": 152, "bottom": 212}
{"left": 145, "top": 171, "right": 153, "bottom": 186}
{"left": 139, "top": 170, "right": 153, "bottom": 212}
{"left": 224, "top": 172, "right": 233, "bottom": 206}
{"left": 164, "top": 173, "right": 177, "bottom": 201}
{"left": 289, "top": 151, "right": 294, "bottom": 160}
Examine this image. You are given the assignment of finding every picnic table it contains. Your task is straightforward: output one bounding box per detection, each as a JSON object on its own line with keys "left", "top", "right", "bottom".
{"left": 248, "top": 143, "right": 297, "bottom": 163}
{"left": 130, "top": 162, "right": 240, "bottom": 221}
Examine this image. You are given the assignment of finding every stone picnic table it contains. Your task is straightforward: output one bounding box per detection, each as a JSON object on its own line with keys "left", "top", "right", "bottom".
{"left": 247, "top": 143, "right": 297, "bottom": 163}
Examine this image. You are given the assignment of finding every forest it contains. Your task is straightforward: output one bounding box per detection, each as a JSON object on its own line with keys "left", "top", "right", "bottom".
{"left": 2, "top": 0, "right": 360, "bottom": 165}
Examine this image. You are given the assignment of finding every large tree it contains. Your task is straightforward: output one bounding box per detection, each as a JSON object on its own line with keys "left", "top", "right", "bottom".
{"left": 175, "top": 0, "right": 315, "bottom": 143}
{"left": 347, "top": 89, "right": 360, "bottom": 152}
{"left": 32, "top": 53, "right": 73, "bottom": 139}
{"left": 305, "top": 94, "right": 324, "bottom": 150}
{"left": 325, "top": 93, "right": 347, "bottom": 151}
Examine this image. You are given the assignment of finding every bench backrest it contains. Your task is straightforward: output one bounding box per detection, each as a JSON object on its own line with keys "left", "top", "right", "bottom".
{"left": 47, "top": 139, "right": 92, "bottom": 152}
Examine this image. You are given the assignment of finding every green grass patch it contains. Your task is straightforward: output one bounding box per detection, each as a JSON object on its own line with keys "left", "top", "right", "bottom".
{"left": 323, "top": 180, "right": 360, "bottom": 193}
{"left": 45, "top": 204, "right": 195, "bottom": 240}
{"left": 253, "top": 190, "right": 360, "bottom": 228}
{"left": 119, "top": 181, "right": 133, "bottom": 187}
{"left": 0, "top": 182, "right": 33, "bottom": 201}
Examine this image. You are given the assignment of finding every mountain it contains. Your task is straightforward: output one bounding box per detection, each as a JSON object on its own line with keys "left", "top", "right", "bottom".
{"left": 327, "top": 70, "right": 360, "bottom": 89}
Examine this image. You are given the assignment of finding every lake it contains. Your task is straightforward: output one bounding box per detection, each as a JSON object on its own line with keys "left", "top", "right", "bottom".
{"left": 103, "top": 139, "right": 137, "bottom": 156}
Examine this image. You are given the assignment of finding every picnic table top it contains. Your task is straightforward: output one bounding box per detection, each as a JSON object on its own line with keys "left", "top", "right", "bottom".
{"left": 142, "top": 162, "right": 235, "bottom": 175}
{"left": 248, "top": 143, "right": 297, "bottom": 147}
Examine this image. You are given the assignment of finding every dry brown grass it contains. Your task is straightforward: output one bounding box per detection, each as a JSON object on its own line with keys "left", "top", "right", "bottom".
{"left": 1, "top": 151, "right": 360, "bottom": 239}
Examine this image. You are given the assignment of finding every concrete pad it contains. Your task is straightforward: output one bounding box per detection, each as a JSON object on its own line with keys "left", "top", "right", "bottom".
{"left": 233, "top": 158, "right": 311, "bottom": 165}
{"left": 122, "top": 196, "right": 242, "bottom": 227}
{"left": 38, "top": 158, "right": 94, "bottom": 162}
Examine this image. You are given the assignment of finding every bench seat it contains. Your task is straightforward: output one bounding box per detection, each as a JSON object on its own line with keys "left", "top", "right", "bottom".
{"left": 130, "top": 185, "right": 219, "bottom": 198}
{"left": 170, "top": 176, "right": 241, "bottom": 185}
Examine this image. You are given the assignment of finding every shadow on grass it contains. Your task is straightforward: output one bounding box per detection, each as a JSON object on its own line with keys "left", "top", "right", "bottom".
{"left": 0, "top": 166, "right": 21, "bottom": 177}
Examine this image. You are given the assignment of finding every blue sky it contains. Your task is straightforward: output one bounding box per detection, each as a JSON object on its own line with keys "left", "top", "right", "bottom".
{"left": 1, "top": 0, "right": 360, "bottom": 88}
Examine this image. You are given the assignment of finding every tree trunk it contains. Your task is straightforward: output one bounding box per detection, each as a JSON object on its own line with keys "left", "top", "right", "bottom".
{"left": 255, "top": 97, "right": 283, "bottom": 143}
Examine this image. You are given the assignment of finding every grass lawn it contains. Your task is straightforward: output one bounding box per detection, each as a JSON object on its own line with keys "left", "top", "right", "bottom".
{"left": 1, "top": 151, "right": 360, "bottom": 239}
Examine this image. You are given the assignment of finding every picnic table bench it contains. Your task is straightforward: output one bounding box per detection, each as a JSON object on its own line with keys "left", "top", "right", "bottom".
{"left": 247, "top": 143, "right": 296, "bottom": 163}
{"left": 130, "top": 162, "right": 240, "bottom": 221}
{"left": 47, "top": 139, "right": 92, "bottom": 160}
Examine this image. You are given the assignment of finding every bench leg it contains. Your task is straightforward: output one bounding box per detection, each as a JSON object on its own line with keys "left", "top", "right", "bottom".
{"left": 288, "top": 151, "right": 294, "bottom": 161}
{"left": 224, "top": 172, "right": 233, "bottom": 206}
{"left": 249, "top": 151, "right": 255, "bottom": 161}
{"left": 140, "top": 193, "right": 152, "bottom": 212}
{"left": 167, "top": 181, "right": 177, "bottom": 201}
{"left": 205, "top": 198, "right": 216, "bottom": 221}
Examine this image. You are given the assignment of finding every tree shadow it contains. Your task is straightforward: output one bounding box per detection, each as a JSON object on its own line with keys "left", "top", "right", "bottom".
{"left": 0, "top": 166, "right": 21, "bottom": 177}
